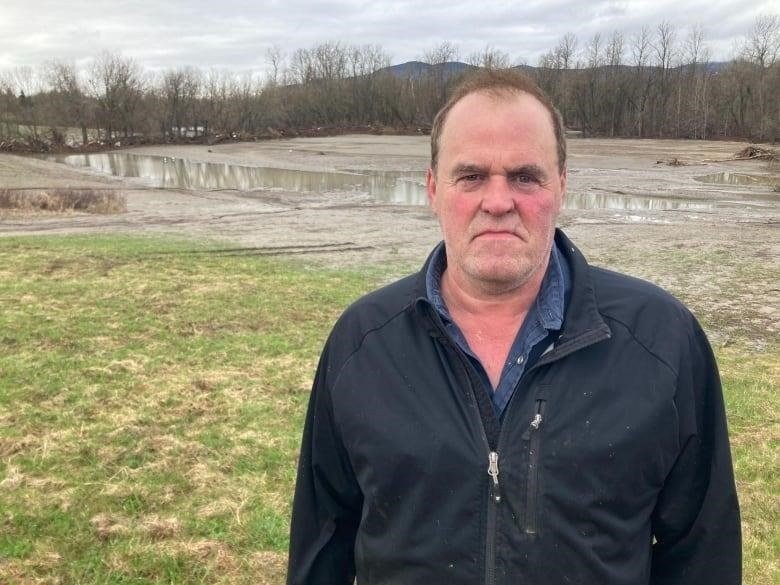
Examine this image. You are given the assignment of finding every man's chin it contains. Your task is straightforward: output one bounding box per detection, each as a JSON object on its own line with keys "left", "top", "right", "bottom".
{"left": 466, "top": 259, "right": 536, "bottom": 289}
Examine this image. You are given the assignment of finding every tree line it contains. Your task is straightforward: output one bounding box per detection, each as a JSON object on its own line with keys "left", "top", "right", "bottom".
{"left": 1, "top": 15, "right": 778, "bottom": 147}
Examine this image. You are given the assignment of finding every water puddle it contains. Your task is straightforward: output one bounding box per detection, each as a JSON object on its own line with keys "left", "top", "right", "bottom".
{"left": 695, "top": 172, "right": 778, "bottom": 187}
{"left": 568, "top": 193, "right": 713, "bottom": 211}
{"left": 53, "top": 152, "right": 426, "bottom": 204}
{"left": 52, "top": 152, "right": 717, "bottom": 210}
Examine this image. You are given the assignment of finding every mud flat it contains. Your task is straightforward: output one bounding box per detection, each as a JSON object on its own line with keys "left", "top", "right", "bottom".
{"left": 1, "top": 136, "right": 777, "bottom": 345}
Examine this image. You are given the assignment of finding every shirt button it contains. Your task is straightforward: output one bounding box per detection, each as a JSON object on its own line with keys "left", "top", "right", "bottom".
{"left": 516, "top": 356, "right": 525, "bottom": 365}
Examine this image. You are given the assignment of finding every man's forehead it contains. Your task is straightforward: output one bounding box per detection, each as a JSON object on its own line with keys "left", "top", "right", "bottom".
{"left": 451, "top": 89, "right": 544, "bottom": 114}
{"left": 441, "top": 91, "right": 553, "bottom": 138}
{"left": 440, "top": 95, "right": 556, "bottom": 149}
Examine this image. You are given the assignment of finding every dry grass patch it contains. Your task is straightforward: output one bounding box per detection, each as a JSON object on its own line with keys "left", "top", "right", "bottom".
{"left": 141, "top": 515, "right": 181, "bottom": 539}
{"left": 249, "top": 550, "right": 288, "bottom": 584}
{"left": 0, "top": 187, "right": 126, "bottom": 214}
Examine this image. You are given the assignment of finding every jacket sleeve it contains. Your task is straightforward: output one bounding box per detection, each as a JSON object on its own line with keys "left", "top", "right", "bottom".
{"left": 287, "top": 341, "right": 363, "bottom": 585}
{"left": 650, "top": 323, "right": 741, "bottom": 585}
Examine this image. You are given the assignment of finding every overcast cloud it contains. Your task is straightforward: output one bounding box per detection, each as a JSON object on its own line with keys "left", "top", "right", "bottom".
{"left": 0, "top": 0, "right": 777, "bottom": 77}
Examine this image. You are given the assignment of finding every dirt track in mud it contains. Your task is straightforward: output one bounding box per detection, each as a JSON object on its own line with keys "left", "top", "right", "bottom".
{"left": 1, "top": 135, "right": 778, "bottom": 345}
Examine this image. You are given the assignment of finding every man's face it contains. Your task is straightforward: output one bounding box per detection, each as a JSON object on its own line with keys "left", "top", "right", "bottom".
{"left": 427, "top": 91, "right": 566, "bottom": 295}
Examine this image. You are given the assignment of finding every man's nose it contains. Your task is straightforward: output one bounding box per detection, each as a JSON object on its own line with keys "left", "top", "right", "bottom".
{"left": 480, "top": 176, "right": 515, "bottom": 215}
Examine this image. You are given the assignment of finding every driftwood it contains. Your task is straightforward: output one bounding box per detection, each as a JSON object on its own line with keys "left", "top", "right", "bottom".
{"left": 701, "top": 145, "right": 778, "bottom": 163}
{"left": 657, "top": 146, "right": 777, "bottom": 166}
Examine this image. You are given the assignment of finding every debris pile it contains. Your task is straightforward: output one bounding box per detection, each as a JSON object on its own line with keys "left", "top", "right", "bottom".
{"left": 733, "top": 145, "right": 777, "bottom": 161}
{"left": 0, "top": 137, "right": 54, "bottom": 153}
{"left": 656, "top": 157, "right": 687, "bottom": 166}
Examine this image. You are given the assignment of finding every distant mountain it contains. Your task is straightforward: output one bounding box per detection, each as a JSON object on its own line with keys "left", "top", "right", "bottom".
{"left": 703, "top": 61, "right": 730, "bottom": 73}
{"left": 381, "top": 60, "right": 731, "bottom": 78}
{"left": 382, "top": 61, "right": 474, "bottom": 78}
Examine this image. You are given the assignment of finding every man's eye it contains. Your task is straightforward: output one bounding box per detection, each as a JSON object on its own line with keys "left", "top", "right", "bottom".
{"left": 512, "top": 174, "right": 536, "bottom": 184}
{"left": 455, "top": 174, "right": 484, "bottom": 186}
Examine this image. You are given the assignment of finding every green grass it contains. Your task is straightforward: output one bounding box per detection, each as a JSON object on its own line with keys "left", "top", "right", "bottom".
{"left": 719, "top": 349, "right": 780, "bottom": 585}
{"left": 0, "top": 234, "right": 777, "bottom": 584}
{"left": 0, "top": 235, "right": 374, "bottom": 583}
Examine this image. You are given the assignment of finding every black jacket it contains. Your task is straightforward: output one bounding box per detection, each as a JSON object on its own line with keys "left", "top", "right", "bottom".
{"left": 288, "top": 230, "right": 741, "bottom": 585}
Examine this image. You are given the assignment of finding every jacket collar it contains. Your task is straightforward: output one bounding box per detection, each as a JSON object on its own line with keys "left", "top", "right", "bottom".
{"left": 411, "top": 228, "right": 611, "bottom": 351}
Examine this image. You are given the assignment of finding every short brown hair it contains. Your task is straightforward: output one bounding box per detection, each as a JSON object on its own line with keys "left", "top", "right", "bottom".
{"left": 430, "top": 69, "right": 566, "bottom": 173}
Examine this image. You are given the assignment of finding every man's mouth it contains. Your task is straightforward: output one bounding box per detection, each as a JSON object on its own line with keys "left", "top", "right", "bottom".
{"left": 474, "top": 229, "right": 517, "bottom": 240}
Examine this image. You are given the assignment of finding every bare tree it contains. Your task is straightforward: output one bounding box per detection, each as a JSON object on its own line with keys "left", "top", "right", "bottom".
{"left": 684, "top": 25, "right": 708, "bottom": 66}
{"left": 736, "top": 14, "right": 780, "bottom": 140}
{"left": 418, "top": 42, "right": 462, "bottom": 122}
{"left": 574, "top": 33, "right": 607, "bottom": 135}
{"left": 653, "top": 21, "right": 677, "bottom": 75}
{"left": 651, "top": 22, "right": 678, "bottom": 135}
{"left": 348, "top": 44, "right": 391, "bottom": 123}
{"left": 536, "top": 33, "right": 577, "bottom": 125}
{"left": 466, "top": 45, "right": 511, "bottom": 70}
{"left": 678, "top": 26, "right": 713, "bottom": 138}
{"left": 557, "top": 33, "right": 578, "bottom": 70}
{"left": 44, "top": 60, "right": 92, "bottom": 144}
{"left": 201, "top": 69, "right": 237, "bottom": 136}
{"left": 2, "top": 66, "right": 43, "bottom": 138}
{"left": 266, "top": 46, "right": 284, "bottom": 86}
{"left": 0, "top": 72, "right": 19, "bottom": 138}
{"left": 741, "top": 14, "right": 780, "bottom": 69}
{"left": 607, "top": 31, "right": 624, "bottom": 67}
{"left": 586, "top": 33, "right": 604, "bottom": 68}
{"left": 605, "top": 31, "right": 627, "bottom": 136}
{"left": 422, "top": 42, "right": 460, "bottom": 67}
{"left": 86, "top": 52, "right": 143, "bottom": 140}
{"left": 628, "top": 26, "right": 654, "bottom": 137}
{"left": 160, "top": 67, "right": 201, "bottom": 138}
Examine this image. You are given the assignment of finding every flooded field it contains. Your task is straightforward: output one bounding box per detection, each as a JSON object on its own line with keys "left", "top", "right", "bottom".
{"left": 3, "top": 134, "right": 777, "bottom": 239}
{"left": 1, "top": 136, "right": 778, "bottom": 345}
{"left": 3, "top": 136, "right": 778, "bottom": 260}
{"left": 49, "top": 151, "right": 737, "bottom": 212}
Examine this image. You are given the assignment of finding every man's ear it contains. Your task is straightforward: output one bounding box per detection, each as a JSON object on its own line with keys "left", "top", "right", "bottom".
{"left": 426, "top": 167, "right": 438, "bottom": 214}
{"left": 558, "top": 168, "right": 567, "bottom": 213}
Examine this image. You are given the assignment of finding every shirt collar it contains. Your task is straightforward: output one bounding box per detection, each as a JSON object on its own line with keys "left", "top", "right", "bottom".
{"left": 425, "top": 240, "right": 566, "bottom": 331}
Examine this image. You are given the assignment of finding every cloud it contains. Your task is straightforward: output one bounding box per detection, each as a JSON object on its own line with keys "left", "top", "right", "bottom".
{"left": 0, "top": 0, "right": 777, "bottom": 75}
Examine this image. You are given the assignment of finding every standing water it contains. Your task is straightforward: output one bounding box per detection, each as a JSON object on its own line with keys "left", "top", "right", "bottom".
{"left": 53, "top": 152, "right": 718, "bottom": 211}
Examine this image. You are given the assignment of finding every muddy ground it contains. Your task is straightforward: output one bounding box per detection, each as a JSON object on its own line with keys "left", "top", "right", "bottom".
{"left": 0, "top": 136, "right": 777, "bottom": 347}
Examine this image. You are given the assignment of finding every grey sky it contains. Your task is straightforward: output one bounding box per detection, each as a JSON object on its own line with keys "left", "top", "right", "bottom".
{"left": 1, "top": 0, "right": 777, "bottom": 77}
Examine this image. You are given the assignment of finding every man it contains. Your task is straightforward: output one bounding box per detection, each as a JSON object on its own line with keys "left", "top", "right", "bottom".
{"left": 287, "top": 69, "right": 741, "bottom": 585}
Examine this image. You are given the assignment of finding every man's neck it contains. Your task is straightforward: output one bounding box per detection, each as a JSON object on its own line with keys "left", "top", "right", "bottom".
{"left": 440, "top": 262, "right": 549, "bottom": 390}
{"left": 440, "top": 261, "right": 548, "bottom": 322}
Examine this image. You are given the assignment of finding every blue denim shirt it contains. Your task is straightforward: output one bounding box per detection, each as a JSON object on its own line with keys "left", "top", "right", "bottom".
{"left": 425, "top": 241, "right": 568, "bottom": 417}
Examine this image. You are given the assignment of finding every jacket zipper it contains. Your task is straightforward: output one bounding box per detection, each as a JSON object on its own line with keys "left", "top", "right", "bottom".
{"left": 486, "top": 450, "right": 500, "bottom": 585}
{"left": 448, "top": 342, "right": 500, "bottom": 585}
{"left": 521, "top": 399, "right": 546, "bottom": 534}
{"left": 428, "top": 317, "right": 500, "bottom": 585}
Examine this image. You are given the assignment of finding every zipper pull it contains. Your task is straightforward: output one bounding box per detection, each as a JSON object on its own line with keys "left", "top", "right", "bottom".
{"left": 530, "top": 413, "right": 543, "bottom": 429}
{"left": 522, "top": 401, "right": 545, "bottom": 439}
{"left": 488, "top": 451, "right": 501, "bottom": 503}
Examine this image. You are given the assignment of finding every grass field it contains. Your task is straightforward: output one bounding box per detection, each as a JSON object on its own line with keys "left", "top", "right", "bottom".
{"left": 0, "top": 235, "right": 777, "bottom": 584}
